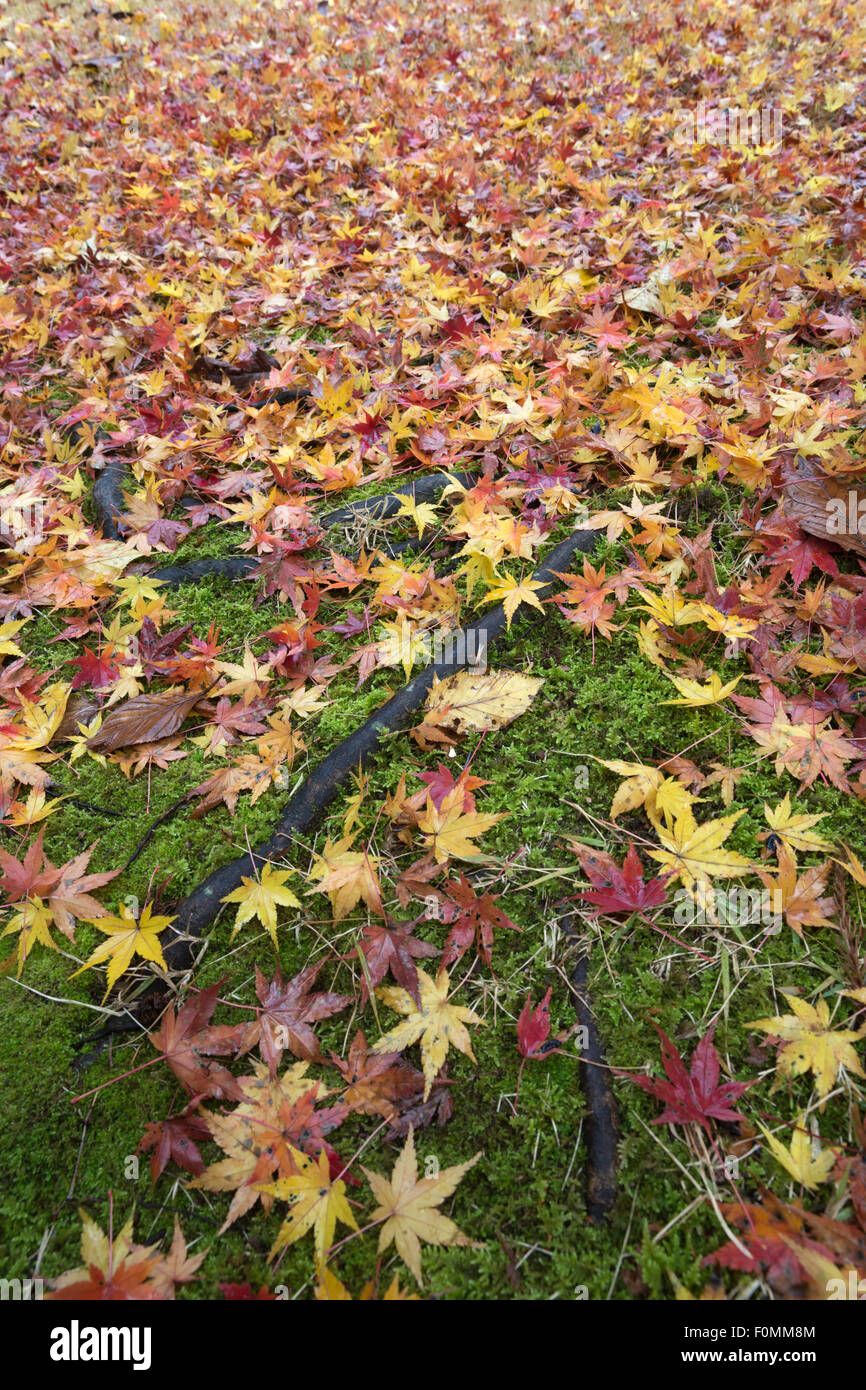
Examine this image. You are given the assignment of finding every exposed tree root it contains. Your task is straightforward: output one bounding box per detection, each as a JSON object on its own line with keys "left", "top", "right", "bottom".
{"left": 149, "top": 474, "right": 475, "bottom": 586}
{"left": 564, "top": 914, "right": 619, "bottom": 1223}
{"left": 152, "top": 555, "right": 262, "bottom": 587}
{"left": 76, "top": 524, "right": 597, "bottom": 1052}
{"left": 317, "top": 468, "right": 478, "bottom": 530}
{"left": 90, "top": 453, "right": 127, "bottom": 541}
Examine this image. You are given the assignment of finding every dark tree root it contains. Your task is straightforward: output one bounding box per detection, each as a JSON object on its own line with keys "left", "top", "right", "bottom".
{"left": 152, "top": 555, "right": 261, "bottom": 587}
{"left": 318, "top": 468, "right": 479, "bottom": 530}
{"left": 91, "top": 454, "right": 127, "bottom": 541}
{"left": 564, "top": 914, "right": 619, "bottom": 1223}
{"left": 76, "top": 524, "right": 597, "bottom": 1053}
{"left": 147, "top": 473, "right": 476, "bottom": 586}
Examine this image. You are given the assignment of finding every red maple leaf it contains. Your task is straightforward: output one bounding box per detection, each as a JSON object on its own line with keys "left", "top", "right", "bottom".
{"left": 348, "top": 920, "right": 439, "bottom": 1004}
{"left": 440, "top": 873, "right": 520, "bottom": 967}
{"left": 148, "top": 981, "right": 247, "bottom": 1102}
{"left": 0, "top": 828, "right": 62, "bottom": 902}
{"left": 70, "top": 646, "right": 121, "bottom": 691}
{"left": 351, "top": 409, "right": 388, "bottom": 442}
{"left": 515, "top": 987, "right": 575, "bottom": 1103}
{"left": 763, "top": 523, "right": 839, "bottom": 588}
{"left": 137, "top": 1102, "right": 210, "bottom": 1184}
{"left": 572, "top": 843, "right": 670, "bottom": 916}
{"left": 619, "top": 1024, "right": 752, "bottom": 1135}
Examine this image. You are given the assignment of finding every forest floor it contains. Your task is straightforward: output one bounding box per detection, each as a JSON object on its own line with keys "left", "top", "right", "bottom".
{"left": 1, "top": 0, "right": 865, "bottom": 1301}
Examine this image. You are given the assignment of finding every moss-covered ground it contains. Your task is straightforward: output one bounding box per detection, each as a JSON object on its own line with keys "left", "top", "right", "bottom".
{"left": 3, "top": 490, "right": 863, "bottom": 1301}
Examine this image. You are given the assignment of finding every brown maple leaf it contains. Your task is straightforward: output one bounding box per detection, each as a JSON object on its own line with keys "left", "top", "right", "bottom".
{"left": 439, "top": 872, "right": 520, "bottom": 967}
{"left": 148, "top": 981, "right": 246, "bottom": 1102}
{"left": 240, "top": 962, "right": 351, "bottom": 1071}
{"left": 348, "top": 919, "right": 439, "bottom": 1004}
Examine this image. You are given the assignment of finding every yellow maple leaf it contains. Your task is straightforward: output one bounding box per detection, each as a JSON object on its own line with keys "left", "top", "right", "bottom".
{"left": 220, "top": 862, "right": 301, "bottom": 950}
{"left": 760, "top": 794, "right": 833, "bottom": 858}
{"left": 393, "top": 494, "right": 439, "bottom": 538}
{"left": 417, "top": 787, "right": 505, "bottom": 862}
{"left": 361, "top": 1127, "right": 481, "bottom": 1286}
{"left": 757, "top": 1113, "right": 835, "bottom": 1191}
{"left": 71, "top": 901, "right": 173, "bottom": 996}
{"left": 483, "top": 573, "right": 547, "bottom": 630}
{"left": 636, "top": 587, "right": 706, "bottom": 629}
{"left": 0, "top": 618, "right": 27, "bottom": 659}
{"left": 648, "top": 807, "right": 750, "bottom": 894}
{"left": 372, "top": 967, "right": 484, "bottom": 1097}
{"left": 661, "top": 671, "right": 742, "bottom": 706}
{"left": 0, "top": 897, "right": 58, "bottom": 977}
{"left": 833, "top": 845, "right": 866, "bottom": 888}
{"left": 256, "top": 1146, "right": 357, "bottom": 1262}
{"left": 307, "top": 834, "right": 383, "bottom": 920}
{"left": 748, "top": 994, "right": 865, "bottom": 1102}
{"left": 215, "top": 644, "right": 271, "bottom": 703}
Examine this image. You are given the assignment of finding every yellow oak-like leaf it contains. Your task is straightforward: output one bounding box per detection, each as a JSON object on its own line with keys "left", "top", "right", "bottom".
{"left": 372, "top": 966, "right": 484, "bottom": 1097}
{"left": 423, "top": 668, "right": 542, "bottom": 736}
{"left": 361, "top": 1127, "right": 481, "bottom": 1285}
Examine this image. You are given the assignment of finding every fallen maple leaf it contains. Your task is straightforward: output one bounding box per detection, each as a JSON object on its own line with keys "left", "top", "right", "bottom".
{"left": 755, "top": 849, "right": 837, "bottom": 936}
{"left": 148, "top": 981, "right": 246, "bottom": 1102}
{"left": 759, "top": 793, "right": 834, "bottom": 858}
{"left": 372, "top": 966, "right": 484, "bottom": 1098}
{"left": 648, "top": 807, "right": 751, "bottom": 895}
{"left": 618, "top": 1024, "right": 752, "bottom": 1134}
{"left": 72, "top": 900, "right": 173, "bottom": 996}
{"left": 348, "top": 919, "right": 439, "bottom": 1004}
{"left": 256, "top": 1145, "right": 357, "bottom": 1262}
{"left": 757, "top": 1113, "right": 835, "bottom": 1191}
{"left": 439, "top": 872, "right": 520, "bottom": 967}
{"left": 571, "top": 841, "right": 670, "bottom": 916}
{"left": 748, "top": 994, "right": 866, "bottom": 1102}
{"left": 661, "top": 671, "right": 742, "bottom": 706}
{"left": 417, "top": 787, "right": 505, "bottom": 863}
{"left": 138, "top": 1103, "right": 211, "bottom": 1184}
{"left": 220, "top": 860, "right": 301, "bottom": 950}
{"left": 361, "top": 1127, "right": 481, "bottom": 1286}
{"left": 307, "top": 833, "right": 383, "bottom": 920}
{"left": 240, "top": 963, "right": 352, "bottom": 1069}
{"left": 48, "top": 1208, "right": 181, "bottom": 1301}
